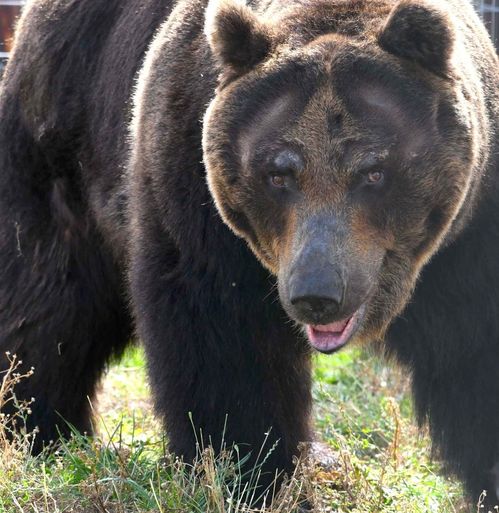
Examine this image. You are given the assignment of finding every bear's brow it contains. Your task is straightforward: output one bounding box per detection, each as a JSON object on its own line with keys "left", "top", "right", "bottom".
{"left": 327, "top": 111, "right": 343, "bottom": 134}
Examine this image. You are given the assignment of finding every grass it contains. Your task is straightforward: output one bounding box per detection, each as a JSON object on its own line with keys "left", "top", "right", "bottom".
{"left": 0, "top": 346, "right": 480, "bottom": 512}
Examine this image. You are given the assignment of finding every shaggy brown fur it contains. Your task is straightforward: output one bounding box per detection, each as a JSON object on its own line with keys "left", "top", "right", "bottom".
{"left": 204, "top": 0, "right": 499, "bottom": 505}
{"left": 0, "top": 0, "right": 497, "bottom": 507}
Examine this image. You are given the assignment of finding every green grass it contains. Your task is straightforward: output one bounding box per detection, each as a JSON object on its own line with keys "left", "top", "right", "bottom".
{"left": 312, "top": 351, "right": 465, "bottom": 512}
{"left": 0, "top": 346, "right": 476, "bottom": 512}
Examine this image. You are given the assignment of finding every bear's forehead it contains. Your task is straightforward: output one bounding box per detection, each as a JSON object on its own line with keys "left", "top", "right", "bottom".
{"left": 285, "top": 90, "right": 395, "bottom": 176}
{"left": 237, "top": 53, "right": 435, "bottom": 169}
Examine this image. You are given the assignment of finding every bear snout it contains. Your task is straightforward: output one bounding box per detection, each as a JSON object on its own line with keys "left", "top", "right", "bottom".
{"left": 287, "top": 261, "right": 344, "bottom": 325}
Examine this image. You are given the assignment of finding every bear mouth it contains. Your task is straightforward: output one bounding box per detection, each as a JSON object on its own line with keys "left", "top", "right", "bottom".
{"left": 305, "top": 306, "right": 365, "bottom": 354}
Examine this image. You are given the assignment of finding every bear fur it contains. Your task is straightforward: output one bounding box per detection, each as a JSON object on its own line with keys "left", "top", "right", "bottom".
{"left": 0, "top": 0, "right": 497, "bottom": 506}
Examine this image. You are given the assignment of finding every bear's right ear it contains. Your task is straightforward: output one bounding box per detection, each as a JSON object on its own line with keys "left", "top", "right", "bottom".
{"left": 205, "top": 0, "right": 273, "bottom": 75}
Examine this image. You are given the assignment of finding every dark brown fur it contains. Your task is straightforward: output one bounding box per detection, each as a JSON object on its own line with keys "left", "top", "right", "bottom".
{"left": 204, "top": 0, "right": 499, "bottom": 505}
{"left": 0, "top": 0, "right": 498, "bottom": 507}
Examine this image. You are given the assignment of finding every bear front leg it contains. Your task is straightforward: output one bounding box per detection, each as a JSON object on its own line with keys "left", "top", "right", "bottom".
{"left": 129, "top": 213, "right": 313, "bottom": 492}
{"left": 386, "top": 218, "right": 499, "bottom": 509}
{"left": 410, "top": 355, "right": 499, "bottom": 509}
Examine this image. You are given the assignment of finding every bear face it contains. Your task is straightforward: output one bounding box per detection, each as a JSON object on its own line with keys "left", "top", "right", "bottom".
{"left": 203, "top": 0, "right": 479, "bottom": 353}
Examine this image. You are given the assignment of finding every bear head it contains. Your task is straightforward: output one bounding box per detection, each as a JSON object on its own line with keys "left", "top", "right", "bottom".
{"left": 203, "top": 0, "right": 477, "bottom": 353}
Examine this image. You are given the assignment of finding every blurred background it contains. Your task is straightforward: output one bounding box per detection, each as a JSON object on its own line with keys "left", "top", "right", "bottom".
{"left": 0, "top": 0, "right": 23, "bottom": 75}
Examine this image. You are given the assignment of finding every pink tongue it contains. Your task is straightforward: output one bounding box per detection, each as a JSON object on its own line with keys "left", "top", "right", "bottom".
{"left": 313, "top": 319, "right": 349, "bottom": 333}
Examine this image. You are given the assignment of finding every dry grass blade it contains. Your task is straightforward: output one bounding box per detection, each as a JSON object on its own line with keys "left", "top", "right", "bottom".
{"left": 0, "top": 352, "right": 37, "bottom": 457}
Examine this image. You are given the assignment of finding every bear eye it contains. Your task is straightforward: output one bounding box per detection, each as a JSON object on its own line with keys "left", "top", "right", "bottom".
{"left": 270, "top": 174, "right": 289, "bottom": 188}
{"left": 266, "top": 149, "right": 302, "bottom": 190}
{"left": 365, "top": 169, "right": 385, "bottom": 186}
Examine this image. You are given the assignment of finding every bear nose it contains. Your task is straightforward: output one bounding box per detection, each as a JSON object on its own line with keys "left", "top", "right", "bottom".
{"left": 288, "top": 268, "right": 344, "bottom": 323}
{"left": 290, "top": 294, "right": 340, "bottom": 319}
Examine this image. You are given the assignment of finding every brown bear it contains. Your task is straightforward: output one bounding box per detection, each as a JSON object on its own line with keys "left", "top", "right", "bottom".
{"left": 0, "top": 0, "right": 497, "bottom": 507}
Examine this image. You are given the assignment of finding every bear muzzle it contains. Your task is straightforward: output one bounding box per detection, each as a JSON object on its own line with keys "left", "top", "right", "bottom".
{"left": 278, "top": 212, "right": 379, "bottom": 353}
{"left": 285, "top": 258, "right": 368, "bottom": 353}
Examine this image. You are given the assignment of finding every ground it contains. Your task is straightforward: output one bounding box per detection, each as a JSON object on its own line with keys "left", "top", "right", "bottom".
{"left": 0, "top": 347, "right": 472, "bottom": 512}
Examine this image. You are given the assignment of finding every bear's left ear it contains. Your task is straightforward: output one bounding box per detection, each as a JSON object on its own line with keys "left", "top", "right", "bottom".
{"left": 378, "top": 1, "right": 454, "bottom": 77}
{"left": 205, "top": 0, "right": 273, "bottom": 75}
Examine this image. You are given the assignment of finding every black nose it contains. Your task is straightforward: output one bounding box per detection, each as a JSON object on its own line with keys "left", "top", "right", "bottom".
{"left": 288, "top": 267, "right": 344, "bottom": 323}
{"left": 290, "top": 294, "right": 340, "bottom": 319}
